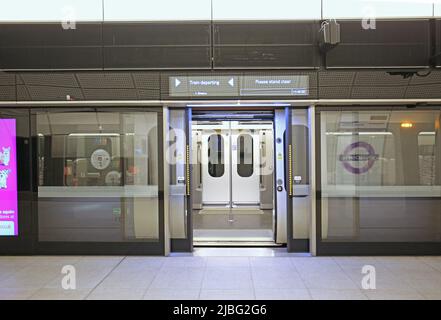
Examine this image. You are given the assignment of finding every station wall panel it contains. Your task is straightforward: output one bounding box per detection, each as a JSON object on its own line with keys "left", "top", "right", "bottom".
{"left": 326, "top": 20, "right": 431, "bottom": 68}
{"left": 436, "top": 20, "right": 441, "bottom": 67}
{"left": 213, "top": 22, "right": 320, "bottom": 69}
{"left": 103, "top": 23, "right": 212, "bottom": 69}
{"left": 0, "top": 23, "right": 103, "bottom": 70}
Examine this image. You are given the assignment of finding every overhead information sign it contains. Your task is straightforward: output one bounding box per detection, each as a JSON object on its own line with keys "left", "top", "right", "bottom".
{"left": 241, "top": 75, "right": 309, "bottom": 96}
{"left": 170, "top": 76, "right": 239, "bottom": 97}
{"left": 169, "top": 75, "right": 309, "bottom": 97}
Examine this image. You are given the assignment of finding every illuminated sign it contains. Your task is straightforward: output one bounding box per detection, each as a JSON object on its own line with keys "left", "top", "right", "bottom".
{"left": 170, "top": 76, "right": 239, "bottom": 97}
{"left": 0, "top": 119, "right": 18, "bottom": 236}
{"left": 240, "top": 75, "right": 309, "bottom": 96}
{"left": 169, "top": 75, "right": 309, "bottom": 97}
{"left": 339, "top": 141, "right": 379, "bottom": 174}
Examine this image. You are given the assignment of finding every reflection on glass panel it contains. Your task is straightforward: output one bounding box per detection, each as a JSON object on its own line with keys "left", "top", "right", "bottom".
{"left": 320, "top": 109, "right": 441, "bottom": 242}
{"left": 37, "top": 111, "right": 159, "bottom": 242}
{"left": 208, "top": 134, "right": 224, "bottom": 178}
{"left": 168, "top": 110, "right": 187, "bottom": 239}
{"left": 237, "top": 134, "right": 253, "bottom": 178}
{"left": 291, "top": 109, "right": 311, "bottom": 240}
{"left": 418, "top": 132, "right": 436, "bottom": 186}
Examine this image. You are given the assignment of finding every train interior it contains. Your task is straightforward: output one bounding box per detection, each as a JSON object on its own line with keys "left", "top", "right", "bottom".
{"left": 191, "top": 111, "right": 277, "bottom": 245}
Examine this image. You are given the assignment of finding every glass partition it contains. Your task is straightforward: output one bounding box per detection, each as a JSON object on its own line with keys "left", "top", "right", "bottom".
{"left": 168, "top": 109, "right": 188, "bottom": 239}
{"left": 36, "top": 109, "right": 160, "bottom": 242}
{"left": 291, "top": 109, "right": 311, "bottom": 240}
{"left": 319, "top": 109, "right": 441, "bottom": 243}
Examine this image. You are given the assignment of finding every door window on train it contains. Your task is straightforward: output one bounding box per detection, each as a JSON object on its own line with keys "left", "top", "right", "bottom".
{"left": 208, "top": 134, "right": 225, "bottom": 178}
{"left": 237, "top": 134, "right": 254, "bottom": 178}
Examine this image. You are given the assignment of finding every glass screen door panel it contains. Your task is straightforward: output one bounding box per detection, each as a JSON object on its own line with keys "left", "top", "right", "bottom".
{"left": 168, "top": 109, "right": 187, "bottom": 239}
{"left": 291, "top": 109, "right": 311, "bottom": 241}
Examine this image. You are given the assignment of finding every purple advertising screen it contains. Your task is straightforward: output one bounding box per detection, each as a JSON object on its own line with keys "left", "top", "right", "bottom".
{"left": 0, "top": 119, "right": 18, "bottom": 236}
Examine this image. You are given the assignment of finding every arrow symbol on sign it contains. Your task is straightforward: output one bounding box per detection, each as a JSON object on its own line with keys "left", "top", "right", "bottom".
{"left": 175, "top": 78, "right": 181, "bottom": 87}
{"left": 228, "top": 78, "right": 234, "bottom": 87}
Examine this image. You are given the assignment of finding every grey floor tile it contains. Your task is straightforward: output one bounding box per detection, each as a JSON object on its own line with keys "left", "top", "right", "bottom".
{"left": 203, "top": 267, "right": 253, "bottom": 290}
{"left": 97, "top": 268, "right": 158, "bottom": 289}
{"left": 199, "top": 289, "right": 255, "bottom": 300}
{"left": 252, "top": 268, "right": 306, "bottom": 289}
{"left": 0, "top": 288, "right": 38, "bottom": 300}
{"left": 29, "top": 288, "right": 91, "bottom": 300}
{"left": 301, "top": 273, "right": 359, "bottom": 290}
{"left": 250, "top": 257, "right": 293, "bottom": 268}
{"left": 162, "top": 257, "right": 207, "bottom": 268}
{"left": 309, "top": 289, "right": 368, "bottom": 300}
{"left": 255, "top": 289, "right": 311, "bottom": 300}
{"left": 206, "top": 257, "right": 250, "bottom": 268}
{"left": 87, "top": 287, "right": 145, "bottom": 300}
{"left": 143, "top": 288, "right": 200, "bottom": 300}
{"left": 365, "top": 289, "right": 425, "bottom": 300}
{"left": 150, "top": 267, "right": 205, "bottom": 289}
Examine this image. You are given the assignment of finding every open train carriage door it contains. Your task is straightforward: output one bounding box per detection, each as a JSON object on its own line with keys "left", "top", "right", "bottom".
{"left": 168, "top": 108, "right": 193, "bottom": 252}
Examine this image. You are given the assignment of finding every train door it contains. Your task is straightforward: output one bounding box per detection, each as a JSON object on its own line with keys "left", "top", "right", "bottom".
{"left": 191, "top": 112, "right": 277, "bottom": 244}
{"left": 201, "top": 122, "right": 230, "bottom": 205}
{"left": 231, "top": 124, "right": 261, "bottom": 206}
{"left": 169, "top": 107, "right": 310, "bottom": 252}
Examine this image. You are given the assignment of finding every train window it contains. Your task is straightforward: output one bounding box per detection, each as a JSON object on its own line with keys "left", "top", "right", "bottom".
{"left": 208, "top": 134, "right": 224, "bottom": 178}
{"left": 237, "top": 134, "right": 254, "bottom": 178}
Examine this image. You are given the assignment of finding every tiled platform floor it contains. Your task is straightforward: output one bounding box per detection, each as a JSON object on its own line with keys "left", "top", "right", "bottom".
{"left": 0, "top": 248, "right": 440, "bottom": 300}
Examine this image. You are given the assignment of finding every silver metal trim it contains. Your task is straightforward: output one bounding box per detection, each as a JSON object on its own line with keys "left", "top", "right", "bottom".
{"left": 274, "top": 109, "right": 287, "bottom": 244}
{"left": 1, "top": 99, "right": 441, "bottom": 108}
{"left": 325, "top": 66, "right": 431, "bottom": 69}
{"left": 308, "top": 106, "right": 317, "bottom": 256}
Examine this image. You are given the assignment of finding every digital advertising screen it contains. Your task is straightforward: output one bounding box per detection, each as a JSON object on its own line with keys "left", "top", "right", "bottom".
{"left": 0, "top": 119, "right": 18, "bottom": 236}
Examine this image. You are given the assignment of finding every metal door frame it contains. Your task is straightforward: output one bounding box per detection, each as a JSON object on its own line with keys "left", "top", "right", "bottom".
{"left": 191, "top": 111, "right": 279, "bottom": 245}
{"left": 170, "top": 107, "right": 193, "bottom": 252}
{"left": 285, "top": 107, "right": 312, "bottom": 252}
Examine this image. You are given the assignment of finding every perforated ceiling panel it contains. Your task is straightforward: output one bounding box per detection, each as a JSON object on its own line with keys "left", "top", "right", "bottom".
{"left": 3, "top": 70, "right": 441, "bottom": 101}
{"left": 76, "top": 73, "right": 135, "bottom": 89}
{"left": 353, "top": 72, "right": 411, "bottom": 86}
{"left": 26, "top": 86, "right": 84, "bottom": 101}
{"left": 318, "top": 70, "right": 441, "bottom": 99}
{"left": 20, "top": 73, "right": 79, "bottom": 87}
{"left": 351, "top": 86, "right": 406, "bottom": 99}
{"left": 319, "top": 71, "right": 356, "bottom": 87}
{"left": 82, "top": 89, "right": 138, "bottom": 100}
{"left": 18, "top": 73, "right": 83, "bottom": 101}
{"left": 0, "top": 72, "right": 16, "bottom": 101}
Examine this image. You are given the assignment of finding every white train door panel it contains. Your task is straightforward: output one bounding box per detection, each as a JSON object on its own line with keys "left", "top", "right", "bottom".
{"left": 231, "top": 129, "right": 260, "bottom": 205}
{"left": 201, "top": 130, "right": 230, "bottom": 205}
